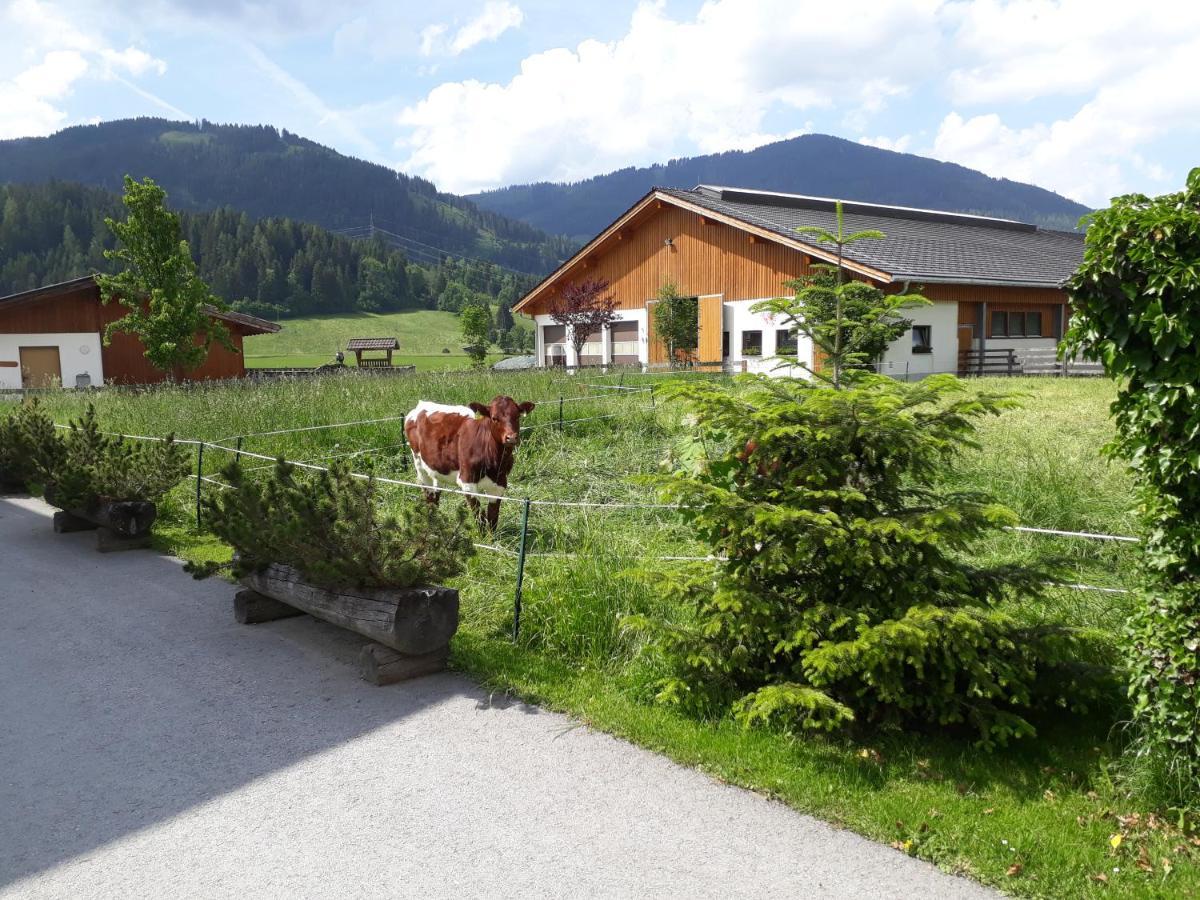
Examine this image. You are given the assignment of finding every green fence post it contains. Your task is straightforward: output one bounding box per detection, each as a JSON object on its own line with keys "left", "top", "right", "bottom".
{"left": 557, "top": 396, "right": 564, "bottom": 432}
{"left": 513, "top": 498, "right": 532, "bottom": 642}
{"left": 234, "top": 435, "right": 243, "bottom": 463}
{"left": 649, "top": 384, "right": 655, "bottom": 408}
{"left": 195, "top": 442, "right": 205, "bottom": 530}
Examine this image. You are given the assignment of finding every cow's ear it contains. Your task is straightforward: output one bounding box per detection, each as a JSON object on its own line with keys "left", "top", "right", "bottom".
{"left": 518, "top": 401, "right": 536, "bottom": 415}
{"left": 468, "top": 402, "right": 490, "bottom": 418}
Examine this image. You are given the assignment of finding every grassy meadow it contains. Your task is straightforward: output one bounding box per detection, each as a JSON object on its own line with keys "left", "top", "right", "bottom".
{"left": 242, "top": 309, "right": 508, "bottom": 371}
{"left": 20, "top": 371, "right": 1200, "bottom": 897}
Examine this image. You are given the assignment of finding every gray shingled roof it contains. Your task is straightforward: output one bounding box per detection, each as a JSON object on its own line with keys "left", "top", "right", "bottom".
{"left": 663, "top": 186, "right": 1085, "bottom": 288}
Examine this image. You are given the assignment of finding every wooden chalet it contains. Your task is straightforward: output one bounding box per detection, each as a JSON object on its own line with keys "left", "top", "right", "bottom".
{"left": 513, "top": 186, "right": 1087, "bottom": 378}
{"left": 0, "top": 275, "right": 279, "bottom": 388}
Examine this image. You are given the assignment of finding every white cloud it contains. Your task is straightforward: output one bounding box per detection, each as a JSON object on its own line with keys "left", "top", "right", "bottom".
{"left": 859, "top": 134, "right": 912, "bottom": 153}
{"left": 0, "top": 50, "right": 88, "bottom": 138}
{"left": 942, "top": 0, "right": 1200, "bottom": 105}
{"left": 419, "top": 23, "right": 448, "bottom": 57}
{"left": 928, "top": 14, "right": 1200, "bottom": 206}
{"left": 398, "top": 0, "right": 942, "bottom": 193}
{"left": 418, "top": 3, "right": 523, "bottom": 58}
{"left": 0, "top": 0, "right": 174, "bottom": 136}
{"left": 450, "top": 1, "right": 523, "bottom": 54}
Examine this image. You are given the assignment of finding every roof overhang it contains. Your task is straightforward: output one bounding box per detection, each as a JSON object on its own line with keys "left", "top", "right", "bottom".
{"left": 0, "top": 274, "right": 280, "bottom": 335}
{"left": 512, "top": 189, "right": 895, "bottom": 314}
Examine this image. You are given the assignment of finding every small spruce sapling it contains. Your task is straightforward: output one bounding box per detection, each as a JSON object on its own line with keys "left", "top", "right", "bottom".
{"left": 44, "top": 405, "right": 188, "bottom": 510}
{"left": 0, "top": 399, "right": 65, "bottom": 490}
{"left": 633, "top": 374, "right": 1112, "bottom": 747}
{"left": 189, "top": 458, "right": 474, "bottom": 590}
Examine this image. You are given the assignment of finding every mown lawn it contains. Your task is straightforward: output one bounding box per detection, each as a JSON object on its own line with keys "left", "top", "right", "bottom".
{"left": 26, "top": 372, "right": 1200, "bottom": 897}
{"left": 242, "top": 308, "right": 510, "bottom": 371}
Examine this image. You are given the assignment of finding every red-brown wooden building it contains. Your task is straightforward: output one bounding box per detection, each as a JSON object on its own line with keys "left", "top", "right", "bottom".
{"left": 0, "top": 275, "right": 279, "bottom": 388}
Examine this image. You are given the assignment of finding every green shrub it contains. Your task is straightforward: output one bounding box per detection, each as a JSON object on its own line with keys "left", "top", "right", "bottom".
{"left": 192, "top": 458, "right": 474, "bottom": 589}
{"left": 634, "top": 374, "right": 1113, "bottom": 747}
{"left": 45, "top": 405, "right": 189, "bottom": 509}
{"left": 1065, "top": 167, "right": 1200, "bottom": 804}
{"left": 0, "top": 399, "right": 65, "bottom": 489}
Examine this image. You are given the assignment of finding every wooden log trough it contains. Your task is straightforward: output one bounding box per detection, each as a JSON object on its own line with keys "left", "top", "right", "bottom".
{"left": 236, "top": 563, "right": 459, "bottom": 685}
{"left": 43, "top": 484, "right": 157, "bottom": 553}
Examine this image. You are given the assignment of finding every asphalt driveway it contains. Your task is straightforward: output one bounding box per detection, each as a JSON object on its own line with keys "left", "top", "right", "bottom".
{"left": 0, "top": 496, "right": 995, "bottom": 898}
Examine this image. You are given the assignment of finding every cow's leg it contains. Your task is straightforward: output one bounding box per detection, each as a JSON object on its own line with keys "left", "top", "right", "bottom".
{"left": 457, "top": 471, "right": 489, "bottom": 531}
{"left": 485, "top": 500, "right": 502, "bottom": 532}
{"left": 411, "top": 450, "right": 441, "bottom": 506}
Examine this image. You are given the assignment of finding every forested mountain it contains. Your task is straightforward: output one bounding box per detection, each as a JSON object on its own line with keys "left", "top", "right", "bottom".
{"left": 0, "top": 181, "right": 533, "bottom": 339}
{"left": 470, "top": 134, "right": 1091, "bottom": 239}
{"left": 0, "top": 118, "right": 574, "bottom": 274}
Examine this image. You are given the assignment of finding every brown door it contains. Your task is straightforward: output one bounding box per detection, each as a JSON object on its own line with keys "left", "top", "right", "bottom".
{"left": 19, "top": 346, "right": 62, "bottom": 388}
{"left": 957, "top": 325, "right": 974, "bottom": 375}
{"left": 645, "top": 300, "right": 668, "bottom": 366}
{"left": 698, "top": 294, "right": 723, "bottom": 368}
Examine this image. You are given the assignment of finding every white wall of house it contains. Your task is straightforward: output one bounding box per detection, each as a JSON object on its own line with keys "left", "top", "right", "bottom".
{"left": 534, "top": 310, "right": 649, "bottom": 367}
{"left": 0, "top": 332, "right": 104, "bottom": 389}
{"left": 723, "top": 298, "right": 812, "bottom": 377}
{"left": 878, "top": 301, "right": 960, "bottom": 379}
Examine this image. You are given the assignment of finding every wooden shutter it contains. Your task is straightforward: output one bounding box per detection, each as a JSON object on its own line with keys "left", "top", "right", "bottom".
{"left": 697, "top": 294, "right": 723, "bottom": 366}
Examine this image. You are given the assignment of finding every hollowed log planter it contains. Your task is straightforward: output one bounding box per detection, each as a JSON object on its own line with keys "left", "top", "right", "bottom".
{"left": 43, "top": 484, "right": 157, "bottom": 553}
{"left": 237, "top": 563, "right": 459, "bottom": 685}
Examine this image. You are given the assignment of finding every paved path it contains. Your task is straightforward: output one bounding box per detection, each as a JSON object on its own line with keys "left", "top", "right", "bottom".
{"left": 0, "top": 496, "right": 995, "bottom": 899}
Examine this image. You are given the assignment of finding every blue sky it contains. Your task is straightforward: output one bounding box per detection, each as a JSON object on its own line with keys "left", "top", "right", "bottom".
{"left": 1, "top": 0, "right": 1197, "bottom": 207}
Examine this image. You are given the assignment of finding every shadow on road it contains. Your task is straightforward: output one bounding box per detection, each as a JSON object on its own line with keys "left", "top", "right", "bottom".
{"left": 0, "top": 497, "right": 516, "bottom": 887}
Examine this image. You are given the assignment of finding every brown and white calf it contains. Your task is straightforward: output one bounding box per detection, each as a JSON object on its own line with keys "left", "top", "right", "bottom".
{"left": 403, "top": 395, "right": 536, "bottom": 530}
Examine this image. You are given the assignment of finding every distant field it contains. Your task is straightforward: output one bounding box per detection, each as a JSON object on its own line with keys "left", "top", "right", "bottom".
{"left": 243, "top": 309, "right": 505, "bottom": 371}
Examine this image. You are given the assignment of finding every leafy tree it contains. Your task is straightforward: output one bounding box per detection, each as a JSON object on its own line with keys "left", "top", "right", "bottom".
{"left": 754, "top": 267, "right": 925, "bottom": 383}
{"left": 550, "top": 278, "right": 618, "bottom": 364}
{"left": 1064, "top": 167, "right": 1200, "bottom": 802}
{"left": 633, "top": 374, "right": 1111, "bottom": 745}
{"left": 189, "top": 458, "right": 474, "bottom": 590}
{"left": 651, "top": 281, "right": 697, "bottom": 366}
{"left": 461, "top": 303, "right": 492, "bottom": 366}
{"left": 96, "top": 176, "right": 233, "bottom": 381}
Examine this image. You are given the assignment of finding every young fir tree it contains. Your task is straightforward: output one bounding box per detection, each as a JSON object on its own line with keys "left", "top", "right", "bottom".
{"left": 637, "top": 374, "right": 1113, "bottom": 745}
{"left": 190, "top": 459, "right": 474, "bottom": 590}
{"left": 754, "top": 267, "right": 920, "bottom": 377}
{"left": 97, "top": 176, "right": 233, "bottom": 382}
{"left": 45, "top": 405, "right": 189, "bottom": 509}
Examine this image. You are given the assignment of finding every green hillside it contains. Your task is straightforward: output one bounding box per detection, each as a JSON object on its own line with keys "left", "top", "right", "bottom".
{"left": 0, "top": 118, "right": 574, "bottom": 274}
{"left": 244, "top": 309, "right": 505, "bottom": 371}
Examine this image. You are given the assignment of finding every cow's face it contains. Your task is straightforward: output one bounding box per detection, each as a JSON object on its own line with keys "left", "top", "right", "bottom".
{"left": 470, "top": 396, "right": 536, "bottom": 447}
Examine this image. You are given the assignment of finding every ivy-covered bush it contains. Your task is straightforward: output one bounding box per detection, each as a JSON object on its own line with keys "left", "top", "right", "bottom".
{"left": 1065, "top": 167, "right": 1200, "bottom": 802}
{"left": 634, "top": 374, "right": 1113, "bottom": 747}
{"left": 45, "top": 405, "right": 189, "bottom": 509}
{"left": 0, "top": 399, "right": 65, "bottom": 490}
{"left": 192, "top": 458, "right": 474, "bottom": 590}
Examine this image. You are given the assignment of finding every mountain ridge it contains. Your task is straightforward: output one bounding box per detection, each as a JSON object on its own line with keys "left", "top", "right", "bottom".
{"left": 0, "top": 118, "right": 574, "bottom": 275}
{"left": 468, "top": 134, "right": 1090, "bottom": 240}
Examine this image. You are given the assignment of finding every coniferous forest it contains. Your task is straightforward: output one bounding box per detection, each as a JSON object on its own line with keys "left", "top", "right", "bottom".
{"left": 0, "top": 181, "right": 536, "bottom": 328}
{"left": 0, "top": 118, "right": 574, "bottom": 275}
